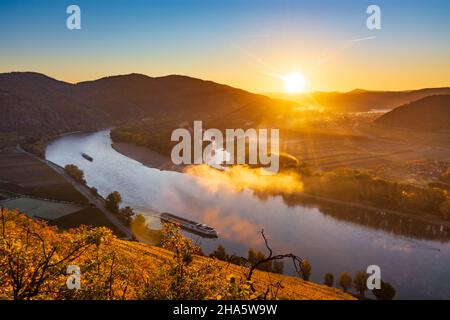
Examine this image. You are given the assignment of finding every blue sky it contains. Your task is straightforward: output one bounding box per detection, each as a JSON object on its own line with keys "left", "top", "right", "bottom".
{"left": 1, "top": 0, "right": 449, "bottom": 92}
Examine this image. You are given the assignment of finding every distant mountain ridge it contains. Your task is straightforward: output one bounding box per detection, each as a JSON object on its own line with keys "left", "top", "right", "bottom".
{"left": 375, "top": 95, "right": 450, "bottom": 131}
{"left": 265, "top": 87, "right": 450, "bottom": 112}
{"left": 1, "top": 71, "right": 450, "bottom": 138}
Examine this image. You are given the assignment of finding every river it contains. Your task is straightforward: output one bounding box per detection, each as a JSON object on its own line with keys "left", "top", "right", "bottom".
{"left": 45, "top": 130, "right": 450, "bottom": 299}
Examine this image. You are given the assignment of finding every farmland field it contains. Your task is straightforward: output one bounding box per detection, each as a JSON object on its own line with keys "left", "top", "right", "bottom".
{"left": 52, "top": 207, "right": 126, "bottom": 237}
{"left": 0, "top": 196, "right": 84, "bottom": 220}
{"left": 282, "top": 123, "right": 450, "bottom": 185}
{"left": 0, "top": 147, "right": 126, "bottom": 237}
{"left": 0, "top": 147, "right": 87, "bottom": 202}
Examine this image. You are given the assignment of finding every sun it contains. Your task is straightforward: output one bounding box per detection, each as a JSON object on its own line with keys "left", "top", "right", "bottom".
{"left": 282, "top": 72, "right": 306, "bottom": 94}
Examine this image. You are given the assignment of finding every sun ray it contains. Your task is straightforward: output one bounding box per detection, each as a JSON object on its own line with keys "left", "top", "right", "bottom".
{"left": 281, "top": 72, "right": 307, "bottom": 93}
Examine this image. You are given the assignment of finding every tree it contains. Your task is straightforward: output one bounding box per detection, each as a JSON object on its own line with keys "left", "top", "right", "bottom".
{"left": 0, "top": 208, "right": 110, "bottom": 299}
{"left": 210, "top": 245, "right": 229, "bottom": 261}
{"left": 22, "top": 136, "right": 46, "bottom": 157}
{"left": 338, "top": 272, "right": 352, "bottom": 293}
{"left": 353, "top": 271, "right": 368, "bottom": 298}
{"left": 247, "top": 248, "right": 258, "bottom": 265}
{"left": 105, "top": 191, "right": 122, "bottom": 213}
{"left": 299, "top": 259, "right": 312, "bottom": 281}
{"left": 214, "top": 245, "right": 284, "bottom": 274}
{"left": 372, "top": 281, "right": 396, "bottom": 300}
{"left": 247, "top": 248, "right": 273, "bottom": 272}
{"left": 64, "top": 164, "right": 85, "bottom": 184}
{"left": 324, "top": 273, "right": 334, "bottom": 287}
{"left": 141, "top": 222, "right": 254, "bottom": 300}
{"left": 119, "top": 206, "right": 134, "bottom": 223}
{"left": 90, "top": 187, "right": 99, "bottom": 197}
{"left": 244, "top": 229, "right": 306, "bottom": 299}
{"left": 255, "top": 251, "right": 272, "bottom": 272}
{"left": 272, "top": 261, "right": 284, "bottom": 274}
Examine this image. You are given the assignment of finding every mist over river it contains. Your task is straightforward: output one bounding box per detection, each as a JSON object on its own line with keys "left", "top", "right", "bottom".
{"left": 45, "top": 130, "right": 450, "bottom": 299}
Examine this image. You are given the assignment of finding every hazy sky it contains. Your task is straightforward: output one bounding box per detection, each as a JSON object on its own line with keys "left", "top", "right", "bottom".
{"left": 1, "top": 0, "right": 449, "bottom": 92}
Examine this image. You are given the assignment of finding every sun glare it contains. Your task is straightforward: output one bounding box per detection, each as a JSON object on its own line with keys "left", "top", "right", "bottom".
{"left": 282, "top": 72, "right": 306, "bottom": 94}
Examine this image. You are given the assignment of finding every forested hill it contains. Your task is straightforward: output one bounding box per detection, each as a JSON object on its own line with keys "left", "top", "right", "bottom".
{"left": 0, "top": 72, "right": 108, "bottom": 136}
{"left": 266, "top": 88, "right": 450, "bottom": 113}
{"left": 3, "top": 71, "right": 449, "bottom": 142}
{"left": 375, "top": 95, "right": 450, "bottom": 131}
{"left": 0, "top": 72, "right": 294, "bottom": 138}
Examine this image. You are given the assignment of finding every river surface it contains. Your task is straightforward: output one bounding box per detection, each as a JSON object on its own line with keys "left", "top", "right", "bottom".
{"left": 45, "top": 130, "right": 450, "bottom": 299}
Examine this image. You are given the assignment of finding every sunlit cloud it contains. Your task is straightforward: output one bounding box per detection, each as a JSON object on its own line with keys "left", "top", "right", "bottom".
{"left": 185, "top": 165, "right": 303, "bottom": 194}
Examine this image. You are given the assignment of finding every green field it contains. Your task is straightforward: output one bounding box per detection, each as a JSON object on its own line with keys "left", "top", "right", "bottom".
{"left": 52, "top": 207, "right": 126, "bottom": 237}
{"left": 0, "top": 197, "right": 85, "bottom": 220}
{"left": 0, "top": 196, "right": 126, "bottom": 237}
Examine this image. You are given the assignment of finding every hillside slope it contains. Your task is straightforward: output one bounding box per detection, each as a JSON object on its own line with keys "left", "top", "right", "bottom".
{"left": 0, "top": 73, "right": 108, "bottom": 136}
{"left": 0, "top": 209, "right": 353, "bottom": 300}
{"left": 0, "top": 72, "right": 294, "bottom": 137}
{"left": 75, "top": 74, "right": 295, "bottom": 122}
{"left": 375, "top": 95, "right": 450, "bottom": 131}
{"left": 266, "top": 88, "right": 450, "bottom": 112}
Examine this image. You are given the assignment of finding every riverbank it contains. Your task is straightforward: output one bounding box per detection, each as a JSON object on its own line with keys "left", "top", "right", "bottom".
{"left": 298, "top": 192, "right": 450, "bottom": 229}
{"left": 0, "top": 146, "right": 129, "bottom": 237}
{"left": 112, "top": 140, "right": 450, "bottom": 230}
{"left": 15, "top": 144, "right": 132, "bottom": 238}
{"left": 112, "top": 141, "right": 184, "bottom": 172}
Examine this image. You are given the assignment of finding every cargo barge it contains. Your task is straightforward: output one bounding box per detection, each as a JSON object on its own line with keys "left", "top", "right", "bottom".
{"left": 81, "top": 153, "right": 93, "bottom": 161}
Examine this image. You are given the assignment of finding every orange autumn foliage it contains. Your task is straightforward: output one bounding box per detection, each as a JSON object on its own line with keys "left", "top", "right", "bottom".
{"left": 0, "top": 209, "right": 353, "bottom": 300}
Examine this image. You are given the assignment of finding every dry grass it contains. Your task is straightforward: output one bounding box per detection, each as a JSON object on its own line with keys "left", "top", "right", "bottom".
{"left": 114, "top": 240, "right": 355, "bottom": 300}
